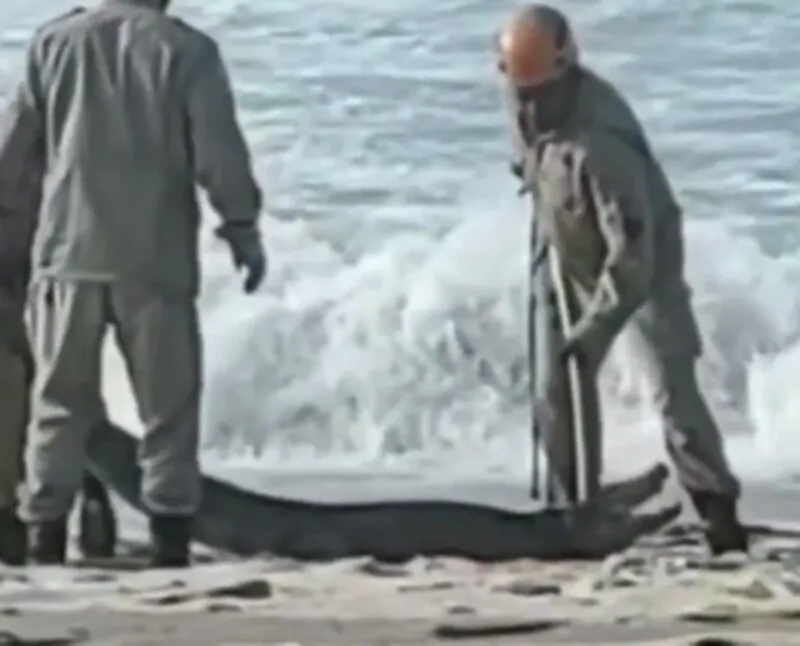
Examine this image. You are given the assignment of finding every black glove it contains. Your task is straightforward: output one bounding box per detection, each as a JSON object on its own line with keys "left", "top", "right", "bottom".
{"left": 510, "top": 160, "right": 532, "bottom": 196}
{"left": 215, "top": 223, "right": 267, "bottom": 294}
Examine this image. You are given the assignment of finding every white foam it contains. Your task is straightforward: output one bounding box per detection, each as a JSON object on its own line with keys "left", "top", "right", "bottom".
{"left": 99, "top": 200, "right": 800, "bottom": 491}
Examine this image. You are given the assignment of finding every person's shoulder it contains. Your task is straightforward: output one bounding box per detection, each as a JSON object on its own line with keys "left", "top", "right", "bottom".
{"left": 578, "top": 67, "right": 635, "bottom": 111}
{"left": 162, "top": 15, "right": 219, "bottom": 56}
{"left": 31, "top": 7, "right": 88, "bottom": 42}
{"left": 574, "top": 80, "right": 648, "bottom": 171}
{"left": 578, "top": 69, "right": 649, "bottom": 143}
{"left": 39, "top": 6, "right": 88, "bottom": 27}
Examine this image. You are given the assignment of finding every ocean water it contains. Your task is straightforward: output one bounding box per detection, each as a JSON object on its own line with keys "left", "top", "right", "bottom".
{"left": 2, "top": 0, "right": 800, "bottom": 502}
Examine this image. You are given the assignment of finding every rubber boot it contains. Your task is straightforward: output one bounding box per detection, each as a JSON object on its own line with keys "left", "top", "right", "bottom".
{"left": 0, "top": 507, "right": 27, "bottom": 565}
{"left": 690, "top": 491, "right": 749, "bottom": 556}
{"left": 149, "top": 515, "right": 193, "bottom": 568}
{"left": 78, "top": 473, "right": 117, "bottom": 559}
{"left": 27, "top": 519, "right": 68, "bottom": 565}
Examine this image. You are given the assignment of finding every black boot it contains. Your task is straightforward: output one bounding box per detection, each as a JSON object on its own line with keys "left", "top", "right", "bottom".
{"left": 690, "top": 491, "right": 749, "bottom": 556}
{"left": 27, "top": 519, "right": 68, "bottom": 565}
{"left": 0, "top": 507, "right": 27, "bottom": 566}
{"left": 149, "top": 515, "right": 193, "bottom": 568}
{"left": 78, "top": 473, "right": 117, "bottom": 559}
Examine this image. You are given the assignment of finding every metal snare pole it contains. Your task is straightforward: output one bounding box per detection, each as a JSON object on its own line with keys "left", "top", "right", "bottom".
{"left": 527, "top": 198, "right": 542, "bottom": 500}
{"left": 526, "top": 194, "right": 553, "bottom": 502}
{"left": 547, "top": 245, "right": 589, "bottom": 504}
{"left": 527, "top": 263, "right": 543, "bottom": 499}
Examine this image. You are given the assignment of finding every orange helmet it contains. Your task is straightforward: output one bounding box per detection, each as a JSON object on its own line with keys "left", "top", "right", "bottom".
{"left": 496, "top": 4, "right": 578, "bottom": 88}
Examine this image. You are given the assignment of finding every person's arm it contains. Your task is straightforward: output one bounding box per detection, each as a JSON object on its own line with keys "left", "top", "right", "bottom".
{"left": 0, "top": 36, "right": 45, "bottom": 218}
{"left": 0, "top": 36, "right": 45, "bottom": 298}
{"left": 184, "top": 36, "right": 262, "bottom": 230}
{"left": 566, "top": 136, "right": 655, "bottom": 348}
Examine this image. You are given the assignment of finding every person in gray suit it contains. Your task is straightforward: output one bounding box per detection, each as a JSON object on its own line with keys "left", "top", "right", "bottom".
{"left": 496, "top": 4, "right": 748, "bottom": 554}
{"left": 0, "top": 0, "right": 266, "bottom": 566}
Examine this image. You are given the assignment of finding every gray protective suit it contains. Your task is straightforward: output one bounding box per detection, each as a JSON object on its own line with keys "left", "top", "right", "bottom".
{"left": 520, "top": 67, "right": 740, "bottom": 503}
{"left": 0, "top": 166, "right": 39, "bottom": 514}
{"left": 0, "top": 330, "right": 27, "bottom": 513}
{"left": 0, "top": 0, "right": 262, "bottom": 522}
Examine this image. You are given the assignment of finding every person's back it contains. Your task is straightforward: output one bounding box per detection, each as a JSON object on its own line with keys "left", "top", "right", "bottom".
{"left": 33, "top": 0, "right": 258, "bottom": 294}
{"left": 572, "top": 68, "right": 691, "bottom": 300}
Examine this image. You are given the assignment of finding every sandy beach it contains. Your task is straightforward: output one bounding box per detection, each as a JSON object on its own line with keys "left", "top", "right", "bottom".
{"left": 13, "top": 416, "right": 800, "bottom": 644}
{"left": 5, "top": 510, "right": 800, "bottom": 645}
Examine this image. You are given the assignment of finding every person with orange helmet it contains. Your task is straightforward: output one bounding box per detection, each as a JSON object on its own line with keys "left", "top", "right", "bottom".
{"left": 496, "top": 4, "right": 747, "bottom": 555}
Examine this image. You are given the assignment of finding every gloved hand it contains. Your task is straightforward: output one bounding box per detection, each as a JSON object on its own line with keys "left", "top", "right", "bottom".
{"left": 215, "top": 223, "right": 267, "bottom": 294}
{"left": 511, "top": 160, "right": 531, "bottom": 195}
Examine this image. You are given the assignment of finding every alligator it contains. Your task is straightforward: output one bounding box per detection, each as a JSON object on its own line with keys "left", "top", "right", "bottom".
{"left": 81, "top": 421, "right": 680, "bottom": 562}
